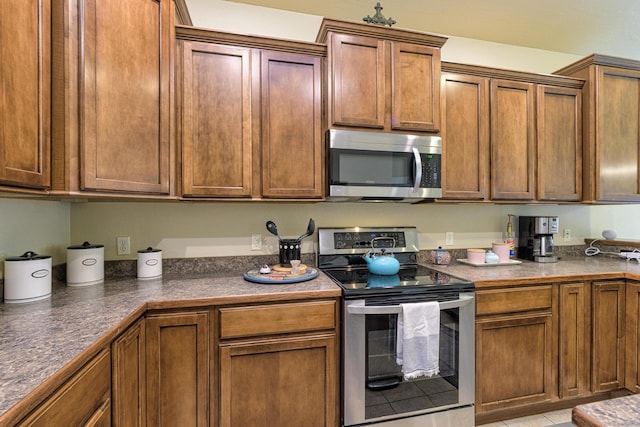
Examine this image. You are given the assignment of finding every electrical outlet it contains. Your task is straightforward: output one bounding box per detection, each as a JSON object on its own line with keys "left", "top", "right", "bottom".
{"left": 251, "top": 234, "right": 262, "bottom": 251}
{"left": 116, "top": 236, "right": 131, "bottom": 255}
{"left": 445, "top": 232, "right": 454, "bottom": 245}
{"left": 563, "top": 229, "right": 571, "bottom": 242}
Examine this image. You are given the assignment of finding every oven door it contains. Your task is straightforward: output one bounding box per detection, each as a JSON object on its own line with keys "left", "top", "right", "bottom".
{"left": 342, "top": 292, "right": 475, "bottom": 427}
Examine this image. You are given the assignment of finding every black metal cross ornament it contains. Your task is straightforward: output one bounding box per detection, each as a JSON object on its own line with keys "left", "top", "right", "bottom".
{"left": 363, "top": 2, "right": 396, "bottom": 27}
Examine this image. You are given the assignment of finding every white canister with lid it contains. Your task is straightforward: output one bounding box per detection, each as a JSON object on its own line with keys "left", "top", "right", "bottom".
{"left": 66, "top": 241, "right": 104, "bottom": 286}
{"left": 137, "top": 247, "right": 162, "bottom": 279}
{"left": 4, "top": 251, "right": 52, "bottom": 303}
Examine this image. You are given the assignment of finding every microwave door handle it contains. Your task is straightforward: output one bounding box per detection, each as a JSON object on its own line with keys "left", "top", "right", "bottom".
{"left": 346, "top": 294, "right": 474, "bottom": 315}
{"left": 411, "top": 147, "right": 422, "bottom": 193}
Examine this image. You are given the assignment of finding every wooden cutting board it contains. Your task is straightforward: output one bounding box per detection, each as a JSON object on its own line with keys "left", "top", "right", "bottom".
{"left": 271, "top": 264, "right": 308, "bottom": 273}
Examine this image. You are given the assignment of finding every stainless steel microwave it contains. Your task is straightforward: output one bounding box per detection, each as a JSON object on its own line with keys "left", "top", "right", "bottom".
{"left": 327, "top": 129, "right": 442, "bottom": 202}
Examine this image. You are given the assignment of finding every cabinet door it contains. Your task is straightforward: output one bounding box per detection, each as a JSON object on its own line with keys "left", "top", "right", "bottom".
{"left": 329, "top": 33, "right": 385, "bottom": 128}
{"left": 181, "top": 41, "right": 252, "bottom": 197}
{"left": 219, "top": 334, "right": 337, "bottom": 427}
{"left": 79, "top": 0, "right": 171, "bottom": 193}
{"left": 441, "top": 72, "right": 490, "bottom": 199}
{"left": 146, "top": 311, "right": 209, "bottom": 427}
{"left": 260, "top": 51, "right": 323, "bottom": 198}
{"left": 626, "top": 281, "right": 640, "bottom": 392}
{"left": 537, "top": 85, "right": 582, "bottom": 201}
{"left": 595, "top": 66, "right": 640, "bottom": 201}
{"left": 112, "top": 318, "right": 146, "bottom": 427}
{"left": 490, "top": 79, "right": 535, "bottom": 200}
{"left": 390, "top": 42, "right": 441, "bottom": 132}
{"left": 558, "top": 282, "right": 589, "bottom": 398}
{"left": 476, "top": 312, "right": 554, "bottom": 413}
{"left": 592, "top": 280, "right": 625, "bottom": 392}
{"left": 18, "top": 349, "right": 111, "bottom": 426}
{"left": 0, "top": 0, "right": 51, "bottom": 189}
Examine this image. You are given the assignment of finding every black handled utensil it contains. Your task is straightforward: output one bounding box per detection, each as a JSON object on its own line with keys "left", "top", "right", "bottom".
{"left": 296, "top": 218, "right": 315, "bottom": 242}
{"left": 266, "top": 220, "right": 281, "bottom": 240}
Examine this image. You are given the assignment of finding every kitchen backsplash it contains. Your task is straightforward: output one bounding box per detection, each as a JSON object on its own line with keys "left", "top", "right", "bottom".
{"left": 5, "top": 243, "right": 638, "bottom": 302}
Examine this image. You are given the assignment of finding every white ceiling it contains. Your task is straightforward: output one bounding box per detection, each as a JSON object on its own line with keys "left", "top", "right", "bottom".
{"left": 212, "top": 0, "right": 640, "bottom": 60}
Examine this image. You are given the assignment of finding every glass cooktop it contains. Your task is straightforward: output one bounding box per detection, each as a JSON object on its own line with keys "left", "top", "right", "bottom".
{"left": 321, "top": 264, "right": 474, "bottom": 299}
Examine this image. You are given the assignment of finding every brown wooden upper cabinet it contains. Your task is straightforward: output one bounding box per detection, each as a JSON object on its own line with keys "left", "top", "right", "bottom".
{"left": 441, "top": 72, "right": 490, "bottom": 200}
{"left": 316, "top": 18, "right": 446, "bottom": 134}
{"left": 441, "top": 62, "right": 583, "bottom": 202}
{"left": 51, "top": 0, "right": 174, "bottom": 196}
{"left": 0, "top": 0, "right": 51, "bottom": 191}
{"left": 177, "top": 26, "right": 325, "bottom": 200}
{"left": 557, "top": 55, "right": 640, "bottom": 202}
{"left": 490, "top": 78, "right": 536, "bottom": 200}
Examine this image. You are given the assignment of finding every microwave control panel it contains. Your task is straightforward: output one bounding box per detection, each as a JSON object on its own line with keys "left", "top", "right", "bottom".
{"left": 420, "top": 154, "right": 441, "bottom": 188}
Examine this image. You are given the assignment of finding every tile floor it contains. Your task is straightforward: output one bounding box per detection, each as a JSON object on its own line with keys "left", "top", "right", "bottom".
{"left": 478, "top": 408, "right": 573, "bottom": 427}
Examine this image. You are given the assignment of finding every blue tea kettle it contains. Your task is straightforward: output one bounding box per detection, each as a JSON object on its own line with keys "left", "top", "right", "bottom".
{"left": 363, "top": 237, "right": 400, "bottom": 275}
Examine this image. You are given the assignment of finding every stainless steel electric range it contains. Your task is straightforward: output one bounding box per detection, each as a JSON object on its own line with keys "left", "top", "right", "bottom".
{"left": 318, "top": 227, "right": 475, "bottom": 427}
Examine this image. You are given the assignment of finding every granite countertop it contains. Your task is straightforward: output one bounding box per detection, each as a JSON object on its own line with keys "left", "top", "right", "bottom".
{"left": 0, "top": 271, "right": 341, "bottom": 420}
{"left": 425, "top": 255, "right": 640, "bottom": 287}
{"left": 572, "top": 393, "right": 640, "bottom": 426}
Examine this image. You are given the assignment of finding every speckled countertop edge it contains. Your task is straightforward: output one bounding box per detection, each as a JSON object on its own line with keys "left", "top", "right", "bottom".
{"left": 0, "top": 269, "right": 340, "bottom": 420}
{"left": 421, "top": 255, "right": 640, "bottom": 286}
{"left": 572, "top": 393, "right": 640, "bottom": 426}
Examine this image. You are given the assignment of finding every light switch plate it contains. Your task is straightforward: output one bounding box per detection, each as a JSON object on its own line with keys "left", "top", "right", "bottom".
{"left": 445, "top": 232, "right": 454, "bottom": 245}
{"left": 251, "top": 234, "right": 262, "bottom": 250}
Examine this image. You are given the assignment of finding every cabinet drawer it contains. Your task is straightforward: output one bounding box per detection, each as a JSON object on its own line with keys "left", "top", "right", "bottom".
{"left": 219, "top": 300, "right": 336, "bottom": 339}
{"left": 19, "top": 349, "right": 111, "bottom": 426}
{"left": 477, "top": 286, "right": 552, "bottom": 316}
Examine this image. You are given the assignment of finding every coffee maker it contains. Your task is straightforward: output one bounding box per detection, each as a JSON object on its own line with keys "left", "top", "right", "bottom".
{"left": 517, "top": 216, "right": 559, "bottom": 263}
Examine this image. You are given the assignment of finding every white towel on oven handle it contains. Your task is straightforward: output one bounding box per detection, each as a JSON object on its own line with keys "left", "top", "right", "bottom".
{"left": 396, "top": 301, "right": 440, "bottom": 380}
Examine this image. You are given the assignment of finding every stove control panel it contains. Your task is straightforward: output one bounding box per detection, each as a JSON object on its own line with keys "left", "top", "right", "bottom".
{"left": 333, "top": 231, "right": 406, "bottom": 250}
{"left": 318, "top": 227, "right": 419, "bottom": 255}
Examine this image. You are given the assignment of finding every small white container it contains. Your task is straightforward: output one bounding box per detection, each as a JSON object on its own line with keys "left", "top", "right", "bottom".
{"left": 4, "top": 251, "right": 52, "bottom": 303}
{"left": 67, "top": 242, "right": 104, "bottom": 286}
{"left": 137, "top": 247, "right": 162, "bottom": 279}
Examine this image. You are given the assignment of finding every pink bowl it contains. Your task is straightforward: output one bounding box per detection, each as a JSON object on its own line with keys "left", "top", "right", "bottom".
{"left": 467, "top": 249, "right": 485, "bottom": 264}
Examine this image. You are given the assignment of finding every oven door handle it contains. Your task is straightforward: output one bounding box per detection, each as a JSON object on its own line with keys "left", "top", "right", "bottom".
{"left": 346, "top": 294, "right": 474, "bottom": 315}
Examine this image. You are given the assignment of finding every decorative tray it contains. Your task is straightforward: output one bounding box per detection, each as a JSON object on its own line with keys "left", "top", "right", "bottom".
{"left": 243, "top": 267, "right": 319, "bottom": 284}
{"left": 456, "top": 258, "right": 523, "bottom": 267}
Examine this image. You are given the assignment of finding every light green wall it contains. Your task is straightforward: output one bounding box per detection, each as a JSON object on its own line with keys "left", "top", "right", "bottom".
{"left": 0, "top": 198, "right": 69, "bottom": 276}
{"left": 69, "top": 201, "right": 593, "bottom": 260}
{"left": 590, "top": 205, "right": 640, "bottom": 240}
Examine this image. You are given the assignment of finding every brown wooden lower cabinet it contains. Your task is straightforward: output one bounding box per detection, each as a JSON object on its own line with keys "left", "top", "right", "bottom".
{"left": 217, "top": 299, "right": 339, "bottom": 427}
{"left": 146, "top": 310, "right": 210, "bottom": 427}
{"left": 558, "top": 282, "right": 589, "bottom": 398}
{"left": 476, "top": 279, "right": 632, "bottom": 423}
{"left": 476, "top": 311, "right": 554, "bottom": 413}
{"left": 112, "top": 318, "right": 146, "bottom": 427}
{"left": 475, "top": 285, "right": 555, "bottom": 414}
{"left": 219, "top": 334, "right": 337, "bottom": 427}
{"left": 626, "top": 281, "right": 640, "bottom": 392}
{"left": 17, "top": 349, "right": 111, "bottom": 426}
{"left": 591, "top": 280, "right": 625, "bottom": 392}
